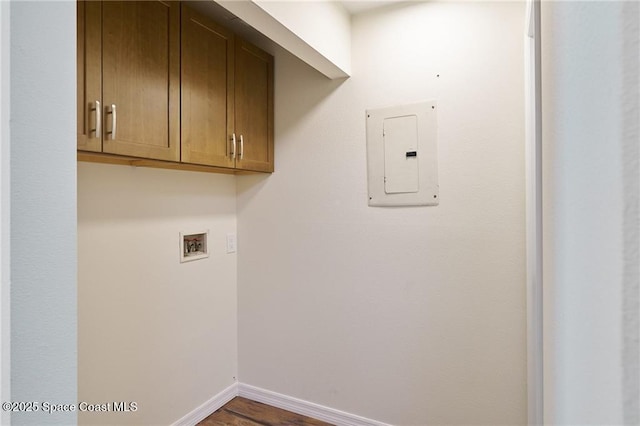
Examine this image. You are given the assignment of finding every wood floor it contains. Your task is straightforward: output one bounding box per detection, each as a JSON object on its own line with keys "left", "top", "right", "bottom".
{"left": 197, "top": 397, "right": 334, "bottom": 426}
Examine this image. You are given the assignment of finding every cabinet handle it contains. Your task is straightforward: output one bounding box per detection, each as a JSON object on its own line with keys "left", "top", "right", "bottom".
{"left": 231, "top": 133, "right": 236, "bottom": 159}
{"left": 239, "top": 134, "right": 244, "bottom": 160}
{"left": 91, "top": 100, "right": 101, "bottom": 139}
{"left": 106, "top": 104, "right": 117, "bottom": 140}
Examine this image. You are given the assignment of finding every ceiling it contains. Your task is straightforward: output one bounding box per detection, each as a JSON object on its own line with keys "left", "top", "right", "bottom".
{"left": 339, "top": 1, "right": 401, "bottom": 15}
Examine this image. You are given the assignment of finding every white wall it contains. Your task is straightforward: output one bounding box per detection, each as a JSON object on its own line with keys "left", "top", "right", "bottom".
{"left": 524, "top": 0, "right": 543, "bottom": 423}
{"left": 237, "top": 2, "right": 526, "bottom": 425}
{"left": 0, "top": 1, "right": 9, "bottom": 424}
{"left": 10, "top": 1, "right": 77, "bottom": 424}
{"left": 78, "top": 163, "right": 238, "bottom": 425}
{"left": 542, "top": 1, "right": 638, "bottom": 424}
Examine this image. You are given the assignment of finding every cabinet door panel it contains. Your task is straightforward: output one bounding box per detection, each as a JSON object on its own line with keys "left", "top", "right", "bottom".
{"left": 235, "top": 40, "right": 274, "bottom": 172}
{"left": 77, "top": 0, "right": 102, "bottom": 152}
{"left": 181, "top": 5, "right": 234, "bottom": 168}
{"left": 102, "top": 0, "right": 179, "bottom": 161}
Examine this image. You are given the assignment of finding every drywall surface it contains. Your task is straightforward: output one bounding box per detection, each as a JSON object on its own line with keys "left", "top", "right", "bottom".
{"left": 253, "top": 0, "right": 351, "bottom": 75}
{"left": 542, "top": 1, "right": 636, "bottom": 424}
{"left": 217, "top": 0, "right": 351, "bottom": 79}
{"left": 0, "top": 1, "right": 10, "bottom": 424}
{"left": 10, "top": 2, "right": 77, "bottom": 424}
{"left": 78, "top": 163, "right": 238, "bottom": 425}
{"left": 237, "top": 2, "right": 526, "bottom": 424}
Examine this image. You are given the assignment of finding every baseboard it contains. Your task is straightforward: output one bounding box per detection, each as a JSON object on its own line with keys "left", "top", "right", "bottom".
{"left": 238, "top": 383, "right": 394, "bottom": 426}
{"left": 171, "top": 382, "right": 238, "bottom": 426}
{"left": 172, "top": 381, "right": 393, "bottom": 426}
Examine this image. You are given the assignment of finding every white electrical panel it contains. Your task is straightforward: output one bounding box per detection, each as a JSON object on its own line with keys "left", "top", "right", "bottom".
{"left": 384, "top": 115, "right": 419, "bottom": 194}
{"left": 366, "top": 101, "right": 438, "bottom": 207}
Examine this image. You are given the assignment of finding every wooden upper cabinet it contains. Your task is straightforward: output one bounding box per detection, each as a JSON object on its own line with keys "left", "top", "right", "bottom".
{"left": 234, "top": 40, "right": 274, "bottom": 173}
{"left": 181, "top": 6, "right": 273, "bottom": 172}
{"left": 78, "top": 1, "right": 274, "bottom": 173}
{"left": 77, "top": 0, "right": 102, "bottom": 153}
{"left": 101, "top": 1, "right": 180, "bottom": 161}
{"left": 181, "top": 5, "right": 234, "bottom": 168}
{"left": 77, "top": 0, "right": 180, "bottom": 162}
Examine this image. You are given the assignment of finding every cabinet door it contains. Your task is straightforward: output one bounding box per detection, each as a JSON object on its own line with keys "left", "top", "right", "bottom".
{"left": 101, "top": 1, "right": 180, "bottom": 161}
{"left": 181, "top": 5, "right": 235, "bottom": 168}
{"left": 234, "top": 40, "right": 274, "bottom": 173}
{"left": 77, "top": 0, "right": 102, "bottom": 152}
